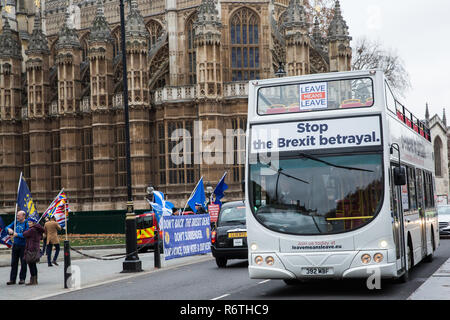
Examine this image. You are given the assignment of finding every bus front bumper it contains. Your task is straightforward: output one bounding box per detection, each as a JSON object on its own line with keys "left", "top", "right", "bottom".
{"left": 249, "top": 265, "right": 296, "bottom": 280}
{"left": 248, "top": 251, "right": 398, "bottom": 280}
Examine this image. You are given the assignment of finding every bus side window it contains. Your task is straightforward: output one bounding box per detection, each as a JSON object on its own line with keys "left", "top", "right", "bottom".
{"left": 389, "top": 167, "right": 397, "bottom": 217}
{"left": 423, "top": 171, "right": 434, "bottom": 209}
{"left": 407, "top": 166, "right": 418, "bottom": 211}
{"left": 416, "top": 168, "right": 424, "bottom": 209}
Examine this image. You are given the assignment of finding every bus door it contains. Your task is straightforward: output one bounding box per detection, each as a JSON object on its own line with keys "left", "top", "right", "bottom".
{"left": 390, "top": 164, "right": 406, "bottom": 272}
{"left": 416, "top": 169, "right": 427, "bottom": 258}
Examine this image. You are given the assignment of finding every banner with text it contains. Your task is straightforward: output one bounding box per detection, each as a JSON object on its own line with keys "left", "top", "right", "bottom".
{"left": 250, "top": 116, "right": 382, "bottom": 153}
{"left": 162, "top": 214, "right": 211, "bottom": 261}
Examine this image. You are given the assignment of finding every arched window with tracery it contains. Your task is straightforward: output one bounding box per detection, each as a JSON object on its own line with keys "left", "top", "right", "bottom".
{"left": 230, "top": 8, "right": 260, "bottom": 81}
{"left": 147, "top": 20, "right": 163, "bottom": 51}
{"left": 186, "top": 14, "right": 197, "bottom": 85}
{"left": 434, "top": 136, "right": 443, "bottom": 177}
{"left": 112, "top": 27, "right": 121, "bottom": 58}
{"left": 80, "top": 35, "right": 89, "bottom": 62}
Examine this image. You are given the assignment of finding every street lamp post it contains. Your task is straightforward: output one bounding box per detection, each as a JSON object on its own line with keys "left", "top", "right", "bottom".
{"left": 206, "top": 183, "right": 213, "bottom": 205}
{"left": 275, "top": 61, "right": 286, "bottom": 105}
{"left": 275, "top": 61, "right": 287, "bottom": 78}
{"left": 120, "top": 0, "right": 142, "bottom": 273}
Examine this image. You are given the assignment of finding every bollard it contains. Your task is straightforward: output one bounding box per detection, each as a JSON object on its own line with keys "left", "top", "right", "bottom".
{"left": 154, "top": 227, "right": 161, "bottom": 269}
{"left": 64, "top": 240, "right": 71, "bottom": 289}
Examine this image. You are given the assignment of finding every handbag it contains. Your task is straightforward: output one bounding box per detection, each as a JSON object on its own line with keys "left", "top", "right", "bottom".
{"left": 25, "top": 249, "right": 41, "bottom": 264}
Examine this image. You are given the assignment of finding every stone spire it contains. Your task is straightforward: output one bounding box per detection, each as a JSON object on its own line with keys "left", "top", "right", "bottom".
{"left": 125, "top": 0, "right": 149, "bottom": 39}
{"left": 56, "top": 8, "right": 81, "bottom": 50}
{"left": 443, "top": 108, "right": 447, "bottom": 127}
{"left": 196, "top": 0, "right": 221, "bottom": 27}
{"left": 282, "top": 0, "right": 308, "bottom": 30}
{"left": 282, "top": 0, "right": 311, "bottom": 76}
{"left": 327, "top": 0, "right": 351, "bottom": 42}
{"left": 89, "top": 0, "right": 112, "bottom": 43}
{"left": 0, "top": 16, "right": 22, "bottom": 59}
{"left": 312, "top": 17, "right": 324, "bottom": 51}
{"left": 26, "top": 5, "right": 50, "bottom": 55}
{"left": 194, "top": 0, "right": 222, "bottom": 45}
{"left": 425, "top": 103, "right": 430, "bottom": 122}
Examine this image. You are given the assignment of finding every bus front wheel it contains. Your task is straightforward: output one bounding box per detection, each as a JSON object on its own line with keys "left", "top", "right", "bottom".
{"left": 398, "top": 242, "right": 413, "bottom": 283}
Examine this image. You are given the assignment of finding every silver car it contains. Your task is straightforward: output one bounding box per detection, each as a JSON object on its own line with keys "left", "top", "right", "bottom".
{"left": 437, "top": 205, "right": 450, "bottom": 236}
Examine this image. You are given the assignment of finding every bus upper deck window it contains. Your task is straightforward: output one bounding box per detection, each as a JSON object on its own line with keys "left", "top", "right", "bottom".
{"left": 257, "top": 77, "right": 374, "bottom": 116}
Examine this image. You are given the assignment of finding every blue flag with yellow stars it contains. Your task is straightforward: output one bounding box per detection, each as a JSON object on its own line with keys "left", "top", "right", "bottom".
{"left": 17, "top": 176, "right": 39, "bottom": 222}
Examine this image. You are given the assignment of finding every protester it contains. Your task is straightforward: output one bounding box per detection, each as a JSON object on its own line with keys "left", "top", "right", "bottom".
{"left": 5, "top": 210, "right": 28, "bottom": 285}
{"left": 195, "top": 203, "right": 206, "bottom": 215}
{"left": 44, "top": 216, "right": 61, "bottom": 266}
{"left": 23, "top": 217, "right": 44, "bottom": 285}
{"left": 41, "top": 217, "right": 49, "bottom": 257}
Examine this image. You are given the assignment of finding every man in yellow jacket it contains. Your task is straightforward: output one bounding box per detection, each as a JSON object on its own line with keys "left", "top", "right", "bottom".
{"left": 44, "top": 217, "right": 61, "bottom": 266}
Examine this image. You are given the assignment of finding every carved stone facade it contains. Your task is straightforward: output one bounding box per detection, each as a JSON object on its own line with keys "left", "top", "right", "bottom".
{"left": 0, "top": 0, "right": 352, "bottom": 213}
{"left": 426, "top": 105, "right": 450, "bottom": 204}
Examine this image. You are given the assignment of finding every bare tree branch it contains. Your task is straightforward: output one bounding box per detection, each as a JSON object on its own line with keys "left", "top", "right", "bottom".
{"left": 352, "top": 36, "right": 411, "bottom": 95}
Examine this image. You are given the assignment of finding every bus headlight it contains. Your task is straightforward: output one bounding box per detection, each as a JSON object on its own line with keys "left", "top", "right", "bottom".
{"left": 250, "top": 243, "right": 258, "bottom": 251}
{"left": 255, "top": 256, "right": 263, "bottom": 265}
{"left": 380, "top": 240, "right": 388, "bottom": 248}
{"left": 361, "top": 254, "right": 371, "bottom": 264}
{"left": 373, "top": 253, "right": 384, "bottom": 263}
{"left": 265, "top": 256, "right": 275, "bottom": 266}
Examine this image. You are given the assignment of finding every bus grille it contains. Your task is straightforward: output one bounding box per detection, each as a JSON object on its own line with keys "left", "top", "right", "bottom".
{"left": 440, "top": 222, "right": 449, "bottom": 229}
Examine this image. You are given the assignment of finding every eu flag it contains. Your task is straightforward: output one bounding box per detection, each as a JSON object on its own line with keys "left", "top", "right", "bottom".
{"left": 213, "top": 172, "right": 228, "bottom": 207}
{"left": 187, "top": 177, "right": 206, "bottom": 213}
{"left": 17, "top": 176, "right": 39, "bottom": 222}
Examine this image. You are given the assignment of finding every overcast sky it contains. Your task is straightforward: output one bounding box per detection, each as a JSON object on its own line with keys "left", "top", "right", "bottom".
{"left": 340, "top": 0, "right": 450, "bottom": 121}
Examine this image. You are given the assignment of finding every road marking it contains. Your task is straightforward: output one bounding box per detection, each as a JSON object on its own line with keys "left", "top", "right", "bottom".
{"left": 32, "top": 255, "right": 214, "bottom": 300}
{"left": 258, "top": 280, "right": 271, "bottom": 284}
{"left": 211, "top": 293, "right": 230, "bottom": 300}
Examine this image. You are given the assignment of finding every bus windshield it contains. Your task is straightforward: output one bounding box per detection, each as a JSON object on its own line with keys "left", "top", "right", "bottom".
{"left": 258, "top": 77, "right": 374, "bottom": 115}
{"left": 249, "top": 152, "right": 384, "bottom": 235}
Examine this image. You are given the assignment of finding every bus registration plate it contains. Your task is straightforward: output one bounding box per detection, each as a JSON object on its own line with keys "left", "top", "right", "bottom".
{"left": 302, "top": 267, "right": 331, "bottom": 275}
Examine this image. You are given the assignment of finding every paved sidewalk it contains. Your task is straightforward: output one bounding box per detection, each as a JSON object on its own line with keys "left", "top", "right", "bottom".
{"left": 0, "top": 246, "right": 213, "bottom": 300}
{"left": 408, "top": 257, "right": 450, "bottom": 300}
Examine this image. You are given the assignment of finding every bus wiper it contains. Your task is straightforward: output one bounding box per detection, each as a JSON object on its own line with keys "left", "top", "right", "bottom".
{"left": 298, "top": 152, "right": 374, "bottom": 173}
{"left": 259, "top": 161, "right": 310, "bottom": 184}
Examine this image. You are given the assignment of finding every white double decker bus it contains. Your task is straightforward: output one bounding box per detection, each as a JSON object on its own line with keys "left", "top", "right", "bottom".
{"left": 246, "top": 69, "right": 439, "bottom": 284}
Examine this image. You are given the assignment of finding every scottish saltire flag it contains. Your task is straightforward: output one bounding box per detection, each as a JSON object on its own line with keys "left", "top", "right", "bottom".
{"left": 213, "top": 172, "right": 228, "bottom": 207}
{"left": 147, "top": 190, "right": 174, "bottom": 227}
{"left": 17, "top": 176, "right": 39, "bottom": 222}
{"left": 187, "top": 177, "right": 207, "bottom": 213}
{"left": 0, "top": 217, "right": 12, "bottom": 248}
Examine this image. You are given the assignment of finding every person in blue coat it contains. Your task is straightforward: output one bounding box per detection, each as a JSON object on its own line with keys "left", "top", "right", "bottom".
{"left": 5, "top": 210, "right": 29, "bottom": 285}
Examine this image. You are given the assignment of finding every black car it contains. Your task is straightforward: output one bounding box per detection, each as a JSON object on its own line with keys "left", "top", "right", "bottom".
{"left": 211, "top": 201, "right": 247, "bottom": 268}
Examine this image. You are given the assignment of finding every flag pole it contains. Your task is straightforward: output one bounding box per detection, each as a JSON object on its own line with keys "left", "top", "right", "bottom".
{"left": 12, "top": 172, "right": 23, "bottom": 244}
{"left": 182, "top": 176, "right": 203, "bottom": 215}
{"left": 64, "top": 201, "right": 68, "bottom": 241}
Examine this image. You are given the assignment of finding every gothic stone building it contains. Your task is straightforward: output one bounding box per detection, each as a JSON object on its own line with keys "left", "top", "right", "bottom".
{"left": 0, "top": 0, "right": 352, "bottom": 213}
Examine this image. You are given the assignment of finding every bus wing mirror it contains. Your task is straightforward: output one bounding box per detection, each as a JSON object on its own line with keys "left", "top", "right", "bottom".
{"left": 394, "top": 167, "right": 406, "bottom": 186}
